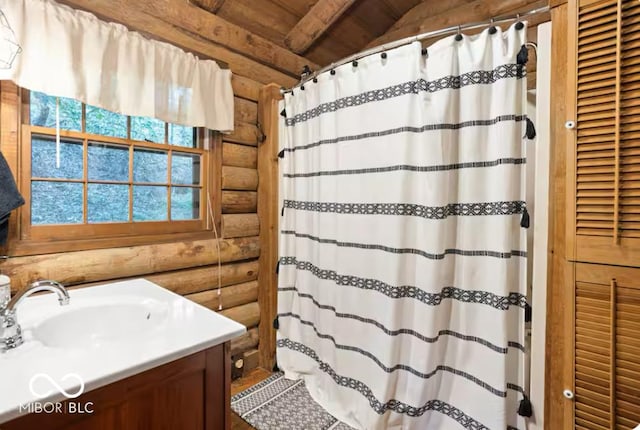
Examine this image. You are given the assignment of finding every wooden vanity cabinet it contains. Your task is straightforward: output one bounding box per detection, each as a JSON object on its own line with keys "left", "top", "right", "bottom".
{"left": 1, "top": 342, "right": 231, "bottom": 430}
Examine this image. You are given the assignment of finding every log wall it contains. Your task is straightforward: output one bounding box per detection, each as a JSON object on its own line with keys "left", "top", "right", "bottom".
{"left": 0, "top": 0, "right": 287, "bottom": 379}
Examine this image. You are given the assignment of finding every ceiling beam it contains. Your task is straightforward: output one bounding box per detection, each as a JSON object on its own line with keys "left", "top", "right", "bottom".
{"left": 190, "top": 0, "right": 226, "bottom": 14}
{"left": 284, "top": 0, "right": 358, "bottom": 54}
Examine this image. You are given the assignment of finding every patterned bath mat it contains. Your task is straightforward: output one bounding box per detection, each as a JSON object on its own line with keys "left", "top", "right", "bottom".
{"left": 231, "top": 372, "right": 355, "bottom": 430}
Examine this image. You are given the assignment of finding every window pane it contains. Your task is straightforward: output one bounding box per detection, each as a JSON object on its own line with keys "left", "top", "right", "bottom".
{"left": 31, "top": 182, "right": 83, "bottom": 225}
{"left": 171, "top": 187, "right": 200, "bottom": 220}
{"left": 133, "top": 186, "right": 167, "bottom": 221}
{"left": 131, "top": 116, "right": 165, "bottom": 143}
{"left": 31, "top": 136, "right": 83, "bottom": 179}
{"left": 30, "top": 91, "right": 81, "bottom": 131}
{"left": 168, "top": 124, "right": 195, "bottom": 148}
{"left": 88, "top": 143, "right": 129, "bottom": 182}
{"left": 88, "top": 184, "right": 129, "bottom": 223}
{"left": 86, "top": 105, "right": 127, "bottom": 138}
{"left": 171, "top": 153, "right": 200, "bottom": 185}
{"left": 134, "top": 149, "right": 168, "bottom": 183}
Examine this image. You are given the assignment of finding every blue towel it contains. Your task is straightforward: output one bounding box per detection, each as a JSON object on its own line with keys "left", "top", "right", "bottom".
{"left": 0, "top": 151, "right": 24, "bottom": 245}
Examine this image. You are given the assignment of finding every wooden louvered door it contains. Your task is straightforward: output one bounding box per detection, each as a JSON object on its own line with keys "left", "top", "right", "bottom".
{"left": 574, "top": 264, "right": 640, "bottom": 429}
{"left": 569, "top": 0, "right": 640, "bottom": 266}
{"left": 568, "top": 1, "right": 640, "bottom": 428}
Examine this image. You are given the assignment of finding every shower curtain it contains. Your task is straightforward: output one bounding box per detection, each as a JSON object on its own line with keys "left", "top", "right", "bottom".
{"left": 277, "top": 24, "right": 529, "bottom": 430}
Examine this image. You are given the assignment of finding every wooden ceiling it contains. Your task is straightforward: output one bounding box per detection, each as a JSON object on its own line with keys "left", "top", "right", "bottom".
{"left": 191, "top": 0, "right": 549, "bottom": 78}
{"left": 195, "top": 0, "right": 422, "bottom": 69}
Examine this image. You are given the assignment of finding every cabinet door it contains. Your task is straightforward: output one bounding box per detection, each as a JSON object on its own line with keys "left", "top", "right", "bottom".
{"left": 568, "top": 0, "right": 640, "bottom": 266}
{"left": 573, "top": 263, "right": 640, "bottom": 429}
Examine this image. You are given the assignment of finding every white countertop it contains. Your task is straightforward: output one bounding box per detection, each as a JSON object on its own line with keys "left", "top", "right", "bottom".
{"left": 0, "top": 278, "right": 246, "bottom": 424}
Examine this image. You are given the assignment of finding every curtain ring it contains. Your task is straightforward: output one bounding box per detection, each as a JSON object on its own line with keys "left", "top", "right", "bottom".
{"left": 455, "top": 25, "right": 463, "bottom": 41}
{"left": 488, "top": 18, "right": 497, "bottom": 35}
{"left": 515, "top": 14, "right": 525, "bottom": 30}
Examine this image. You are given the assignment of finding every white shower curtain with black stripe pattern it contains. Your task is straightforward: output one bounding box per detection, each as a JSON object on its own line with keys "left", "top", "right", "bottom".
{"left": 277, "top": 23, "right": 529, "bottom": 430}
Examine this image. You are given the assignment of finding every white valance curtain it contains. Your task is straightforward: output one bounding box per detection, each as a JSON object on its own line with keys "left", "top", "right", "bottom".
{"left": 0, "top": 0, "right": 234, "bottom": 132}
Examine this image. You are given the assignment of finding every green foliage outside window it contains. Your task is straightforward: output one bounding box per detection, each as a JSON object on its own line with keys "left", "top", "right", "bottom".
{"left": 29, "top": 91, "right": 201, "bottom": 225}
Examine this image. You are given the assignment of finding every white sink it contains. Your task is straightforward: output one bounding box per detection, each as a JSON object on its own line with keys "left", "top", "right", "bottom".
{"left": 31, "top": 300, "right": 169, "bottom": 348}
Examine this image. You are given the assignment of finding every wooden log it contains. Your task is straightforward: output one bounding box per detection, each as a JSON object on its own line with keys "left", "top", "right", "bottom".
{"left": 3, "top": 237, "right": 260, "bottom": 292}
{"left": 234, "top": 97, "right": 258, "bottom": 124}
{"left": 222, "top": 143, "right": 258, "bottom": 169}
{"left": 230, "top": 327, "right": 259, "bottom": 356}
{"left": 219, "top": 301, "right": 260, "bottom": 328}
{"left": 73, "top": 259, "right": 259, "bottom": 296}
{"left": 222, "top": 166, "right": 258, "bottom": 191}
{"left": 385, "top": 0, "right": 476, "bottom": 35}
{"left": 222, "top": 191, "right": 257, "bottom": 213}
{"left": 257, "top": 84, "right": 282, "bottom": 370}
{"left": 134, "top": 0, "right": 320, "bottom": 75}
{"left": 369, "top": 0, "right": 546, "bottom": 48}
{"left": 242, "top": 349, "right": 260, "bottom": 375}
{"left": 145, "top": 260, "right": 258, "bottom": 296}
{"left": 284, "top": 0, "right": 358, "bottom": 54}
{"left": 57, "top": 0, "right": 297, "bottom": 87}
{"left": 225, "top": 122, "right": 258, "bottom": 147}
{"left": 190, "top": 0, "right": 225, "bottom": 14}
{"left": 188, "top": 281, "right": 258, "bottom": 312}
{"left": 231, "top": 75, "right": 261, "bottom": 102}
{"left": 222, "top": 214, "right": 260, "bottom": 238}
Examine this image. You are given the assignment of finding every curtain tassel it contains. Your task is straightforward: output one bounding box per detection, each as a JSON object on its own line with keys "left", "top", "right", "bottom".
{"left": 524, "top": 303, "right": 532, "bottom": 323}
{"left": 273, "top": 317, "right": 279, "bottom": 330}
{"left": 520, "top": 207, "right": 530, "bottom": 228}
{"left": 280, "top": 108, "right": 287, "bottom": 118}
{"left": 278, "top": 149, "right": 285, "bottom": 159}
{"left": 518, "top": 396, "right": 533, "bottom": 417}
{"left": 275, "top": 259, "right": 280, "bottom": 274}
{"left": 524, "top": 118, "right": 537, "bottom": 140}
{"left": 517, "top": 44, "right": 529, "bottom": 65}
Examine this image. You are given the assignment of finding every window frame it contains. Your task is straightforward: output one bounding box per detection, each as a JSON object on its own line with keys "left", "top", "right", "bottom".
{"left": 0, "top": 85, "right": 222, "bottom": 256}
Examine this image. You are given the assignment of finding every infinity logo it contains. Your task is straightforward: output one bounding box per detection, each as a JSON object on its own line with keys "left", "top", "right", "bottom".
{"left": 29, "top": 373, "right": 85, "bottom": 399}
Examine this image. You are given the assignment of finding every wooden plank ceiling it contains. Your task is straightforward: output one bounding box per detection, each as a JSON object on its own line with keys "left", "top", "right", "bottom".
{"left": 195, "top": 0, "right": 422, "bottom": 69}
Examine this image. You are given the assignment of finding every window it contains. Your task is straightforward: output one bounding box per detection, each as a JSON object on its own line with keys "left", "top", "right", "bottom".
{"left": 20, "top": 90, "right": 217, "bottom": 242}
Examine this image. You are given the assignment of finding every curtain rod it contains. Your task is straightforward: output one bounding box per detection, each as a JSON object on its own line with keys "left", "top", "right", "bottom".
{"left": 280, "top": 5, "right": 550, "bottom": 95}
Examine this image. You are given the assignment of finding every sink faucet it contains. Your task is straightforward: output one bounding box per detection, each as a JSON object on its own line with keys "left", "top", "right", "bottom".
{"left": 0, "top": 280, "right": 70, "bottom": 352}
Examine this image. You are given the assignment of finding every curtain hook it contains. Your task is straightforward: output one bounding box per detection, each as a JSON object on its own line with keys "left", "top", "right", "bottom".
{"left": 488, "top": 18, "right": 497, "bottom": 35}
{"left": 455, "top": 25, "right": 463, "bottom": 41}
{"left": 515, "top": 14, "right": 525, "bottom": 30}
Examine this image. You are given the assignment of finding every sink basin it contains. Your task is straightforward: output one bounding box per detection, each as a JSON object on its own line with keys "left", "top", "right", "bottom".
{"left": 31, "top": 299, "right": 169, "bottom": 348}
